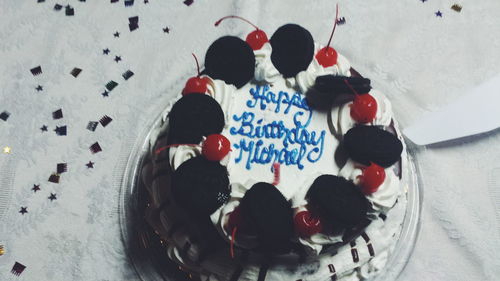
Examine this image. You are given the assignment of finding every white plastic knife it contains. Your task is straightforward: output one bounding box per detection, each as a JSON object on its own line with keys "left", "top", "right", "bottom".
{"left": 404, "top": 73, "right": 500, "bottom": 145}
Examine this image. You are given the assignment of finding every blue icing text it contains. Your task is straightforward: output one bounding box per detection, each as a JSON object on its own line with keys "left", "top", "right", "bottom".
{"left": 230, "top": 85, "right": 326, "bottom": 171}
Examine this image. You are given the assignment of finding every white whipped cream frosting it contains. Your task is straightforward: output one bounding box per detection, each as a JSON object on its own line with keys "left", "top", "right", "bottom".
{"left": 168, "top": 145, "right": 202, "bottom": 171}
{"left": 206, "top": 78, "right": 236, "bottom": 126}
{"left": 254, "top": 43, "right": 281, "bottom": 83}
{"left": 339, "top": 160, "right": 400, "bottom": 212}
{"left": 331, "top": 89, "right": 393, "bottom": 137}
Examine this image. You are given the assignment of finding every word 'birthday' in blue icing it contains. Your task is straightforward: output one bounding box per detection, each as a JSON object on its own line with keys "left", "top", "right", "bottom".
{"left": 230, "top": 85, "right": 326, "bottom": 171}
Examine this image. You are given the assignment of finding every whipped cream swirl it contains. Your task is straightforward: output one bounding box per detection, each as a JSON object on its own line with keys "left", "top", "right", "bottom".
{"left": 339, "top": 160, "right": 400, "bottom": 212}
{"left": 330, "top": 89, "right": 393, "bottom": 137}
{"left": 168, "top": 145, "right": 202, "bottom": 171}
{"left": 206, "top": 78, "right": 236, "bottom": 126}
{"left": 253, "top": 43, "right": 281, "bottom": 83}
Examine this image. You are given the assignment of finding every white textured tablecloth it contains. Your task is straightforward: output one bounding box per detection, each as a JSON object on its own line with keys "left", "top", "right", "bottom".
{"left": 1, "top": 0, "right": 500, "bottom": 280}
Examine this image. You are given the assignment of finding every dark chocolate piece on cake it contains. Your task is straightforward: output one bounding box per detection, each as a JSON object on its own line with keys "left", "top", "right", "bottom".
{"left": 204, "top": 36, "right": 255, "bottom": 88}
{"left": 270, "top": 24, "right": 314, "bottom": 78}
{"left": 307, "top": 75, "right": 371, "bottom": 109}
{"left": 240, "top": 182, "right": 294, "bottom": 254}
{"left": 306, "top": 175, "right": 368, "bottom": 232}
{"left": 172, "top": 156, "right": 230, "bottom": 216}
{"left": 168, "top": 93, "right": 225, "bottom": 144}
{"left": 343, "top": 126, "right": 403, "bottom": 167}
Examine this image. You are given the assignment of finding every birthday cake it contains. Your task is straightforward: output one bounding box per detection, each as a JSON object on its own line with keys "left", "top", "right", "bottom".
{"left": 141, "top": 15, "right": 409, "bottom": 281}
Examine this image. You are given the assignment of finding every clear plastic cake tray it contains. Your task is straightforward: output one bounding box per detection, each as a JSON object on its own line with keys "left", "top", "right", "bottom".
{"left": 118, "top": 100, "right": 423, "bottom": 281}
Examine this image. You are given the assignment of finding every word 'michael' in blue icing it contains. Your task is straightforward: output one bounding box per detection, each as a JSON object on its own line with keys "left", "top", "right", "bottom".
{"left": 230, "top": 85, "right": 326, "bottom": 170}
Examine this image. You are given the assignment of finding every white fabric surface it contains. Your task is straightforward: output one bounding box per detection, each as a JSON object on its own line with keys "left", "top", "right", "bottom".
{"left": 0, "top": 0, "right": 499, "bottom": 280}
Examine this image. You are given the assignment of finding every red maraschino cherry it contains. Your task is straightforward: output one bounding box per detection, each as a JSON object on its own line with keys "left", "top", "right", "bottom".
{"left": 202, "top": 134, "right": 231, "bottom": 161}
{"left": 294, "top": 210, "right": 323, "bottom": 238}
{"left": 215, "top": 16, "right": 268, "bottom": 50}
{"left": 182, "top": 53, "right": 210, "bottom": 95}
{"left": 315, "top": 4, "right": 340, "bottom": 67}
{"left": 360, "top": 163, "right": 386, "bottom": 195}
{"left": 344, "top": 79, "right": 378, "bottom": 123}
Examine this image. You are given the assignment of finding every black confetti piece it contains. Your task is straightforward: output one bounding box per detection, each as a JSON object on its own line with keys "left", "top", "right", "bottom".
{"left": 54, "top": 126, "right": 67, "bottom": 136}
{"left": 122, "top": 70, "right": 134, "bottom": 80}
{"left": 129, "top": 16, "right": 139, "bottom": 24}
{"left": 337, "top": 17, "right": 346, "bottom": 25}
{"left": 435, "top": 10, "right": 443, "bottom": 17}
{"left": 87, "top": 121, "right": 98, "bottom": 131}
{"left": 103, "top": 48, "right": 110, "bottom": 55}
{"left": 79, "top": 0, "right": 86, "bottom": 2}
{"left": 19, "top": 207, "right": 28, "bottom": 215}
{"left": 65, "top": 5, "right": 74, "bottom": 16}
{"left": 30, "top": 66, "right": 42, "bottom": 76}
{"left": 57, "top": 163, "right": 67, "bottom": 174}
{"left": 52, "top": 109, "right": 63, "bottom": 119}
{"left": 90, "top": 142, "right": 102, "bottom": 154}
{"left": 124, "top": 0, "right": 134, "bottom": 6}
{"left": 40, "top": 125, "right": 48, "bottom": 132}
{"left": 163, "top": 26, "right": 170, "bottom": 33}
{"left": 129, "top": 23, "right": 138, "bottom": 32}
{"left": 54, "top": 4, "right": 63, "bottom": 10}
{"left": 36, "top": 85, "right": 43, "bottom": 92}
{"left": 451, "top": 4, "right": 462, "bottom": 12}
{"left": 183, "top": 0, "right": 193, "bottom": 6}
{"left": 86, "top": 161, "right": 94, "bottom": 168}
{"left": 70, "top": 68, "right": 82, "bottom": 77}
{"left": 114, "top": 55, "right": 122, "bottom": 62}
{"left": 99, "top": 115, "right": 112, "bottom": 127}
{"left": 111, "top": 0, "right": 118, "bottom": 3}
{"left": 105, "top": 80, "right": 118, "bottom": 91}
{"left": 48, "top": 193, "right": 57, "bottom": 201}
{"left": 32, "top": 184, "right": 41, "bottom": 192}
{"left": 101, "top": 91, "right": 109, "bottom": 97}
{"left": 38, "top": 0, "right": 45, "bottom": 2}
{"left": 48, "top": 173, "right": 60, "bottom": 183}
{"left": 0, "top": 111, "right": 10, "bottom": 121}
{"left": 11, "top": 262, "right": 26, "bottom": 276}
{"left": 113, "top": 31, "right": 120, "bottom": 38}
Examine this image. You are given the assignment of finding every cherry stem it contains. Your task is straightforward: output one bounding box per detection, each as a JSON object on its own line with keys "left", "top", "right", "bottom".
{"left": 215, "top": 15, "right": 259, "bottom": 30}
{"left": 191, "top": 53, "right": 201, "bottom": 76}
{"left": 155, "top": 143, "right": 200, "bottom": 155}
{"left": 343, "top": 78, "right": 360, "bottom": 97}
{"left": 230, "top": 227, "right": 238, "bottom": 259}
{"left": 325, "top": 4, "right": 340, "bottom": 50}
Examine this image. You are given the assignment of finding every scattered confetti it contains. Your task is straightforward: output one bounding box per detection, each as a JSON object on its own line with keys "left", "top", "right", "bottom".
{"left": 48, "top": 173, "right": 60, "bottom": 183}
{"left": 30, "top": 66, "right": 42, "bottom": 76}
{"left": 163, "top": 27, "right": 170, "bottom": 33}
{"left": 54, "top": 126, "right": 67, "bottom": 136}
{"left": 183, "top": 0, "right": 193, "bottom": 6}
{"left": 36, "top": 85, "right": 43, "bottom": 92}
{"left": 111, "top": 0, "right": 119, "bottom": 3}
{"left": 40, "top": 125, "right": 48, "bottom": 132}
{"left": 3, "top": 146, "right": 11, "bottom": 154}
{"left": 113, "top": 31, "right": 120, "bottom": 38}
{"left": 0, "top": 111, "right": 10, "bottom": 121}
{"left": 421, "top": 0, "right": 427, "bottom": 2}
{"left": 144, "top": 0, "right": 149, "bottom": 3}
{"left": 48, "top": 193, "right": 57, "bottom": 201}
{"left": 129, "top": 16, "right": 139, "bottom": 31}
{"left": 114, "top": 55, "right": 122, "bottom": 63}
{"left": 99, "top": 115, "right": 113, "bottom": 127}
{"left": 105, "top": 80, "right": 118, "bottom": 91}
{"left": 54, "top": 4, "right": 63, "bottom": 11}
{"left": 103, "top": 48, "right": 110, "bottom": 55}
{"left": 336, "top": 17, "right": 346, "bottom": 25}
{"left": 101, "top": 91, "right": 109, "bottom": 97}
{"left": 32, "top": 184, "right": 41, "bottom": 192}
{"left": 86, "top": 161, "right": 94, "bottom": 168}
{"left": 90, "top": 142, "right": 102, "bottom": 154}
{"left": 87, "top": 121, "right": 98, "bottom": 131}
{"left": 57, "top": 163, "right": 67, "bottom": 174}
{"left": 38, "top": 0, "right": 45, "bottom": 3}
{"left": 52, "top": 109, "right": 63, "bottom": 119}
{"left": 11, "top": 262, "right": 26, "bottom": 276}
{"left": 435, "top": 10, "right": 443, "bottom": 17}
{"left": 70, "top": 67, "right": 82, "bottom": 77}
{"left": 451, "top": 4, "right": 462, "bottom": 12}
{"left": 19, "top": 207, "right": 28, "bottom": 215}
{"left": 124, "top": 0, "right": 134, "bottom": 6}
{"left": 122, "top": 70, "right": 134, "bottom": 80}
{"left": 65, "top": 5, "right": 74, "bottom": 16}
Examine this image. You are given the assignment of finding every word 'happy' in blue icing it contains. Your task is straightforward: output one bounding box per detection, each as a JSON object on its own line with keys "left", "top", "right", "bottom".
{"left": 230, "top": 85, "right": 325, "bottom": 171}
